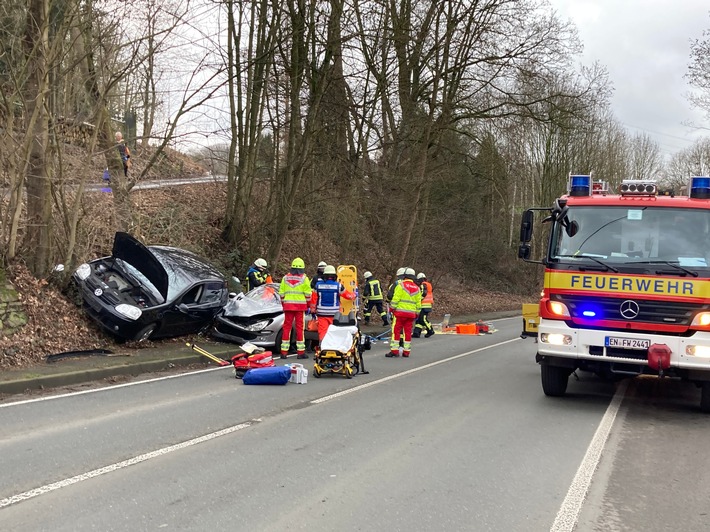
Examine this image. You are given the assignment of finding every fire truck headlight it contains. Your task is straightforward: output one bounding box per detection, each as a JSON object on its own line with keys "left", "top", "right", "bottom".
{"left": 686, "top": 345, "right": 710, "bottom": 358}
{"left": 691, "top": 312, "right": 710, "bottom": 327}
{"left": 540, "top": 333, "right": 572, "bottom": 346}
{"left": 548, "top": 301, "right": 570, "bottom": 317}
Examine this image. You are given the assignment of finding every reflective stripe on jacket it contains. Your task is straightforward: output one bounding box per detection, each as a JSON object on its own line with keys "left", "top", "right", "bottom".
{"left": 246, "top": 267, "right": 268, "bottom": 292}
{"left": 421, "top": 281, "right": 433, "bottom": 308}
{"left": 390, "top": 279, "right": 421, "bottom": 319}
{"left": 279, "top": 273, "right": 312, "bottom": 311}
{"left": 314, "top": 279, "right": 343, "bottom": 316}
{"left": 364, "top": 279, "right": 383, "bottom": 301}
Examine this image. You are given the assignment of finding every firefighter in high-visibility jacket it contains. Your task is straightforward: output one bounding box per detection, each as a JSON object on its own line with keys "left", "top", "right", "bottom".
{"left": 278, "top": 258, "right": 312, "bottom": 359}
{"left": 387, "top": 268, "right": 421, "bottom": 358}
{"left": 363, "top": 271, "right": 389, "bottom": 326}
{"left": 386, "top": 267, "right": 406, "bottom": 346}
{"left": 245, "top": 258, "right": 270, "bottom": 292}
{"left": 413, "top": 272, "right": 435, "bottom": 338}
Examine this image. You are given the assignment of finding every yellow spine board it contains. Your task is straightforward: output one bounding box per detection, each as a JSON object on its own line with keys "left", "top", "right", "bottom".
{"left": 337, "top": 265, "right": 359, "bottom": 316}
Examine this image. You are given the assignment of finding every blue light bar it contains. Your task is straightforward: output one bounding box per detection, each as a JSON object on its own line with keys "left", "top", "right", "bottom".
{"left": 569, "top": 174, "right": 592, "bottom": 197}
{"left": 690, "top": 176, "right": 710, "bottom": 199}
{"left": 582, "top": 310, "right": 596, "bottom": 317}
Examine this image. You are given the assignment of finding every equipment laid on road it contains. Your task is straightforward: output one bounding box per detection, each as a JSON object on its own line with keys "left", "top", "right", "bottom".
{"left": 188, "top": 341, "right": 276, "bottom": 378}
{"left": 231, "top": 351, "right": 275, "bottom": 378}
{"left": 519, "top": 174, "right": 710, "bottom": 412}
{"left": 187, "top": 342, "right": 230, "bottom": 367}
{"left": 286, "top": 363, "right": 308, "bottom": 384}
{"left": 241, "top": 366, "right": 291, "bottom": 385}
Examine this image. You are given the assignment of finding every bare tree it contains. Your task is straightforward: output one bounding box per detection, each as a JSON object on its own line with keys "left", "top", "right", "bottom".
{"left": 665, "top": 138, "right": 710, "bottom": 189}
{"left": 350, "top": 0, "right": 596, "bottom": 268}
{"left": 687, "top": 26, "right": 710, "bottom": 121}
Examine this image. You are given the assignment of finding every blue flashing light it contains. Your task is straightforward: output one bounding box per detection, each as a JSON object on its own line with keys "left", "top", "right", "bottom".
{"left": 690, "top": 176, "right": 710, "bottom": 199}
{"left": 578, "top": 303, "right": 602, "bottom": 320}
{"left": 569, "top": 174, "right": 592, "bottom": 197}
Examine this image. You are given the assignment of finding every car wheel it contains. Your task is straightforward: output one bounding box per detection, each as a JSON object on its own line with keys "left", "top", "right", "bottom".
{"left": 274, "top": 328, "right": 284, "bottom": 352}
{"left": 700, "top": 382, "right": 710, "bottom": 413}
{"left": 135, "top": 324, "right": 157, "bottom": 342}
{"left": 541, "top": 364, "right": 569, "bottom": 396}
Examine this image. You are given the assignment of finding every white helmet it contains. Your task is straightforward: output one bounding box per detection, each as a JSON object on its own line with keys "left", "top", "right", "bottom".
{"left": 404, "top": 268, "right": 416, "bottom": 278}
{"left": 254, "top": 258, "right": 267, "bottom": 269}
{"left": 318, "top": 261, "right": 327, "bottom": 268}
{"left": 417, "top": 272, "right": 426, "bottom": 280}
{"left": 396, "top": 267, "right": 406, "bottom": 276}
{"left": 323, "top": 265, "right": 337, "bottom": 275}
{"left": 364, "top": 271, "right": 372, "bottom": 279}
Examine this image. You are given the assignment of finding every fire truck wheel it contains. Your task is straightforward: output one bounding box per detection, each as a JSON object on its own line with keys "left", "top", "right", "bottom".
{"left": 541, "top": 365, "right": 569, "bottom": 397}
{"left": 700, "top": 382, "right": 710, "bottom": 413}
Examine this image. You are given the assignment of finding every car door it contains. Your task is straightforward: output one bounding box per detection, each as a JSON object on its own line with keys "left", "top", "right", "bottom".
{"left": 158, "top": 281, "right": 227, "bottom": 337}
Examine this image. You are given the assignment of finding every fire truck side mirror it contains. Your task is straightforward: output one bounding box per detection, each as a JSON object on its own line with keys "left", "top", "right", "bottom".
{"left": 518, "top": 244, "right": 531, "bottom": 260}
{"left": 520, "top": 210, "right": 534, "bottom": 243}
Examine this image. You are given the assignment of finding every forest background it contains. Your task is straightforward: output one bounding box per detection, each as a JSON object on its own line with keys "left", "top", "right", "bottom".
{"left": 2, "top": 0, "right": 710, "bottom": 366}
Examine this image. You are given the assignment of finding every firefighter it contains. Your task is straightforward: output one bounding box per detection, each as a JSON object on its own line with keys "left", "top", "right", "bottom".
{"left": 279, "top": 258, "right": 312, "bottom": 359}
{"left": 387, "top": 267, "right": 406, "bottom": 346}
{"left": 310, "top": 265, "right": 347, "bottom": 341}
{"left": 387, "top": 268, "right": 421, "bottom": 358}
{"left": 312, "top": 261, "right": 327, "bottom": 287}
{"left": 413, "top": 272, "right": 435, "bottom": 338}
{"left": 386, "top": 267, "right": 406, "bottom": 302}
{"left": 245, "top": 258, "right": 269, "bottom": 292}
{"left": 362, "top": 271, "right": 389, "bottom": 326}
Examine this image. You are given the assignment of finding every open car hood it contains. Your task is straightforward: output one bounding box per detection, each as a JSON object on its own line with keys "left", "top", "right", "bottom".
{"left": 112, "top": 232, "right": 169, "bottom": 300}
{"left": 223, "top": 284, "right": 282, "bottom": 317}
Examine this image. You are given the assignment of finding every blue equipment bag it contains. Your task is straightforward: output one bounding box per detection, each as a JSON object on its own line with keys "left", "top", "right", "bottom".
{"left": 242, "top": 366, "right": 291, "bottom": 385}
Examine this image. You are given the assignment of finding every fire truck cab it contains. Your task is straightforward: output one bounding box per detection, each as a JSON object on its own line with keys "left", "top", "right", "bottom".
{"left": 519, "top": 174, "right": 710, "bottom": 412}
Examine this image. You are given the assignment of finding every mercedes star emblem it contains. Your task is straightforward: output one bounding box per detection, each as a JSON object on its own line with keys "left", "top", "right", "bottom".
{"left": 619, "top": 300, "right": 640, "bottom": 320}
{"left": 94, "top": 288, "right": 103, "bottom": 297}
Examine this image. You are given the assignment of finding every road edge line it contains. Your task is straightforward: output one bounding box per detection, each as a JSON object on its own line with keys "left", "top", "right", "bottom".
{"left": 550, "top": 380, "right": 629, "bottom": 532}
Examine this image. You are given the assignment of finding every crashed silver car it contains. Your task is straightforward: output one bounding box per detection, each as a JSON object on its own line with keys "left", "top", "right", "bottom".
{"left": 211, "top": 283, "right": 316, "bottom": 349}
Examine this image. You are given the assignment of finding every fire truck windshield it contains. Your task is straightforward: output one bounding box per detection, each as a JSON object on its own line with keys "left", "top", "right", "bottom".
{"left": 550, "top": 206, "right": 710, "bottom": 269}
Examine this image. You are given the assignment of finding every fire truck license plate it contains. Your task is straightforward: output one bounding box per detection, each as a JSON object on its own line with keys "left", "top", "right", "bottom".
{"left": 605, "top": 336, "right": 650, "bottom": 350}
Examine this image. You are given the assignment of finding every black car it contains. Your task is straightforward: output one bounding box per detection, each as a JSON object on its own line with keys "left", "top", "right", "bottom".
{"left": 73, "top": 232, "right": 228, "bottom": 341}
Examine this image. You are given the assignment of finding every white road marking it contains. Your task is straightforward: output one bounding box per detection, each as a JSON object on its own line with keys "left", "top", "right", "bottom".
{"left": 1, "top": 320, "right": 518, "bottom": 409}
{"left": 550, "top": 380, "right": 629, "bottom": 532}
{"left": 0, "top": 365, "right": 233, "bottom": 409}
{"left": 1, "top": 336, "right": 522, "bottom": 508}
{"left": 0, "top": 420, "right": 256, "bottom": 509}
{"left": 312, "top": 337, "right": 521, "bottom": 404}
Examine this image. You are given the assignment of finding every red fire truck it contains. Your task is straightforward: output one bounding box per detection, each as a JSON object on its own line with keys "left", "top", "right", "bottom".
{"left": 519, "top": 174, "right": 710, "bottom": 412}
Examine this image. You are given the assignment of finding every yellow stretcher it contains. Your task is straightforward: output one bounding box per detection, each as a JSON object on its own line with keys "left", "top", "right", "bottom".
{"left": 336, "top": 264, "right": 358, "bottom": 322}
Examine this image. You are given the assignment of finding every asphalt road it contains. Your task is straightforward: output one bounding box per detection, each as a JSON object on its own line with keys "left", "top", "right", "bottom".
{"left": 1, "top": 317, "right": 709, "bottom": 531}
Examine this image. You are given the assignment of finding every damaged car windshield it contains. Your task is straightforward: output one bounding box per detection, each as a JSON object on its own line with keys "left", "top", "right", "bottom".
{"left": 223, "top": 284, "right": 281, "bottom": 316}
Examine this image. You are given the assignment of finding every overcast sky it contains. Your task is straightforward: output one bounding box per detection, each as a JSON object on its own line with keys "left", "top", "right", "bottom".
{"left": 548, "top": 0, "right": 710, "bottom": 158}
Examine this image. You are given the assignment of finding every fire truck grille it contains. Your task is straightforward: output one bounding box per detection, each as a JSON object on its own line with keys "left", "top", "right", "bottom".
{"left": 552, "top": 294, "right": 706, "bottom": 326}
{"left": 589, "top": 345, "right": 647, "bottom": 361}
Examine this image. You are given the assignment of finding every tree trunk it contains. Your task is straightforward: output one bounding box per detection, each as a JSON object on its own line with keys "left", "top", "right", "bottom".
{"left": 23, "top": 0, "right": 53, "bottom": 276}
